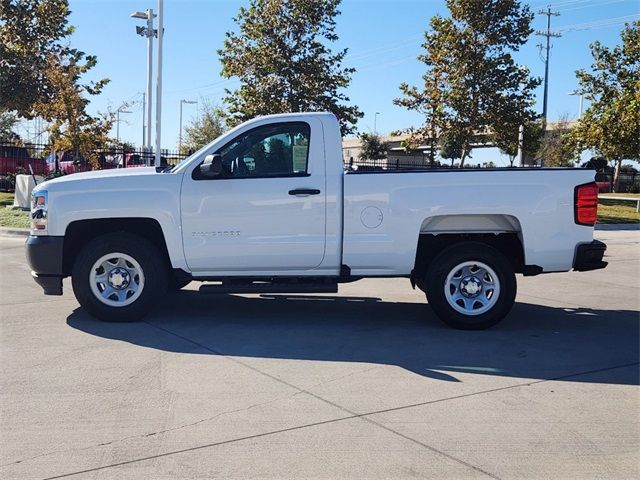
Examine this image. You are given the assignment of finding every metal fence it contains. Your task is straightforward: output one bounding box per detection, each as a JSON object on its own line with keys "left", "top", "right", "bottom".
{"left": 595, "top": 171, "right": 638, "bottom": 193}
{"left": 346, "top": 156, "right": 508, "bottom": 171}
{"left": 0, "top": 142, "right": 191, "bottom": 177}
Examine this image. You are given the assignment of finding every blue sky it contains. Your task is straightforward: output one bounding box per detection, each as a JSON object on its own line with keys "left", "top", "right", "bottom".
{"left": 32, "top": 0, "right": 640, "bottom": 164}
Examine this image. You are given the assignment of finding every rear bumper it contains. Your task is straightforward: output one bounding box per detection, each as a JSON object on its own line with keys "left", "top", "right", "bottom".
{"left": 573, "top": 240, "right": 607, "bottom": 272}
{"left": 25, "top": 235, "right": 64, "bottom": 295}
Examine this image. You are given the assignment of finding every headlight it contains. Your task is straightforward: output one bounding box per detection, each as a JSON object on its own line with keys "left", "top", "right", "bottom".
{"left": 31, "top": 190, "right": 48, "bottom": 233}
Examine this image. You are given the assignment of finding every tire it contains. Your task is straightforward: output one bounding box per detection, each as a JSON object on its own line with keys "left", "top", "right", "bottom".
{"left": 71, "top": 232, "right": 168, "bottom": 322}
{"left": 425, "top": 242, "right": 516, "bottom": 330}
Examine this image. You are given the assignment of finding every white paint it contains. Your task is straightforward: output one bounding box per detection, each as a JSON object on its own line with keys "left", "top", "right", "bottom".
{"left": 33, "top": 112, "right": 598, "bottom": 278}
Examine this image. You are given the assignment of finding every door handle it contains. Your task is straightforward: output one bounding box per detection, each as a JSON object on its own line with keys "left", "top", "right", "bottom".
{"left": 288, "top": 189, "right": 321, "bottom": 196}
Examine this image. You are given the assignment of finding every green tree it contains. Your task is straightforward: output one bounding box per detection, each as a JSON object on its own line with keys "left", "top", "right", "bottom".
{"left": 394, "top": 68, "right": 444, "bottom": 167}
{"left": 438, "top": 133, "right": 465, "bottom": 167}
{"left": 36, "top": 54, "right": 112, "bottom": 166}
{"left": 181, "top": 101, "right": 226, "bottom": 153}
{"left": 495, "top": 121, "right": 544, "bottom": 166}
{"left": 396, "top": 0, "right": 540, "bottom": 167}
{"left": 1, "top": 0, "right": 110, "bottom": 165}
{"left": 570, "top": 21, "right": 640, "bottom": 191}
{"left": 0, "top": 0, "right": 74, "bottom": 116}
{"left": 218, "top": 0, "right": 363, "bottom": 135}
{"left": 536, "top": 116, "right": 576, "bottom": 167}
{"left": 0, "top": 111, "right": 19, "bottom": 141}
{"left": 358, "top": 132, "right": 388, "bottom": 161}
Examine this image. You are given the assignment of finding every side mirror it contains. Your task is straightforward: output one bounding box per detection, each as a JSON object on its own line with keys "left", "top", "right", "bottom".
{"left": 199, "top": 154, "right": 223, "bottom": 178}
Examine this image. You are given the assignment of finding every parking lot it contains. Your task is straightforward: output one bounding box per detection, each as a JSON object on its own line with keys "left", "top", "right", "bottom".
{"left": 0, "top": 230, "right": 638, "bottom": 479}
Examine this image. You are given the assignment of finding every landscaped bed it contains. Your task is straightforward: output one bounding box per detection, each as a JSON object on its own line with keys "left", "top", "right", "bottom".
{"left": 0, "top": 192, "right": 30, "bottom": 229}
{"left": 597, "top": 193, "right": 640, "bottom": 224}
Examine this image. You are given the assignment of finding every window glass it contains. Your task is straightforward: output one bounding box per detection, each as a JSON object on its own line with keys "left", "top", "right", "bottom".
{"left": 215, "top": 122, "right": 310, "bottom": 178}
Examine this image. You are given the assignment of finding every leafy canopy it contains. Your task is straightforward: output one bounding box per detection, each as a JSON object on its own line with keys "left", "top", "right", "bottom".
{"left": 218, "top": 0, "right": 363, "bottom": 135}
{"left": 358, "top": 133, "right": 388, "bottom": 161}
{"left": 1, "top": 0, "right": 72, "bottom": 116}
{"left": 1, "top": 0, "right": 110, "bottom": 161}
{"left": 570, "top": 21, "right": 640, "bottom": 164}
{"left": 182, "top": 101, "right": 226, "bottom": 153}
{"left": 395, "top": 0, "right": 540, "bottom": 166}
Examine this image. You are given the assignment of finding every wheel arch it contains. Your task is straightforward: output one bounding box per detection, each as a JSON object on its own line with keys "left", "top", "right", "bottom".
{"left": 413, "top": 214, "right": 532, "bottom": 283}
{"left": 63, "top": 218, "right": 172, "bottom": 276}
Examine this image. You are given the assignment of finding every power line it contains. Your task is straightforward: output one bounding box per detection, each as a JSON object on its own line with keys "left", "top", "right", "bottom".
{"left": 558, "top": 14, "right": 640, "bottom": 32}
{"left": 536, "top": 7, "right": 562, "bottom": 129}
{"left": 557, "top": 0, "right": 626, "bottom": 11}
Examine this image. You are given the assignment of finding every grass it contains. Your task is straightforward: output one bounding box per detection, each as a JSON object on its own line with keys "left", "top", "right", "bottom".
{"left": 0, "top": 192, "right": 30, "bottom": 229}
{"left": 597, "top": 198, "right": 640, "bottom": 224}
{"left": 0, "top": 191, "right": 638, "bottom": 230}
{"left": 599, "top": 192, "right": 640, "bottom": 198}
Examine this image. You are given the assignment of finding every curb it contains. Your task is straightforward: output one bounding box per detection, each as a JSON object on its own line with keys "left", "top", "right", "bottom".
{"left": 595, "top": 223, "right": 640, "bottom": 231}
{"left": 0, "top": 227, "right": 29, "bottom": 237}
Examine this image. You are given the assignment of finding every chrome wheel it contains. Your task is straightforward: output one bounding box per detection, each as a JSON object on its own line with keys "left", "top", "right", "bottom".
{"left": 444, "top": 261, "right": 500, "bottom": 316}
{"left": 89, "top": 253, "right": 145, "bottom": 307}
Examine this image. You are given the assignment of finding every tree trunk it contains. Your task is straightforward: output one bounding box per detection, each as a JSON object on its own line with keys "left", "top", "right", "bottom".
{"left": 612, "top": 159, "right": 622, "bottom": 193}
{"left": 459, "top": 148, "right": 468, "bottom": 168}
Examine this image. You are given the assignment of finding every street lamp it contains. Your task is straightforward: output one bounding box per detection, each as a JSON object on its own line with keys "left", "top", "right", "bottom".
{"left": 179, "top": 99, "right": 197, "bottom": 151}
{"left": 131, "top": 8, "right": 156, "bottom": 164}
{"left": 569, "top": 90, "right": 584, "bottom": 118}
{"left": 116, "top": 107, "right": 132, "bottom": 145}
{"left": 155, "top": 0, "right": 164, "bottom": 168}
{"left": 374, "top": 112, "right": 380, "bottom": 134}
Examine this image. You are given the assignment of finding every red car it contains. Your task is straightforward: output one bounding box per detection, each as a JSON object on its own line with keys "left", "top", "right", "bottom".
{"left": 0, "top": 145, "right": 46, "bottom": 175}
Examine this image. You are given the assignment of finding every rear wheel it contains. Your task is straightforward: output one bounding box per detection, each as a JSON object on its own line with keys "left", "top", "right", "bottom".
{"left": 71, "top": 233, "right": 168, "bottom": 322}
{"left": 425, "top": 242, "right": 516, "bottom": 330}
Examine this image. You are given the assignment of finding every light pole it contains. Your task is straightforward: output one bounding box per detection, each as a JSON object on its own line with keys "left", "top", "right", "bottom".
{"left": 374, "top": 112, "right": 380, "bottom": 134}
{"left": 116, "top": 107, "right": 132, "bottom": 145}
{"left": 131, "top": 8, "right": 156, "bottom": 164}
{"left": 155, "top": 0, "right": 164, "bottom": 167}
{"left": 140, "top": 92, "right": 146, "bottom": 147}
{"left": 179, "top": 99, "right": 197, "bottom": 152}
{"left": 569, "top": 90, "right": 584, "bottom": 118}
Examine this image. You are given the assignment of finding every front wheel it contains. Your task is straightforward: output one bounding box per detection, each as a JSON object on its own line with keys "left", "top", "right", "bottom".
{"left": 71, "top": 233, "right": 168, "bottom": 322}
{"left": 425, "top": 242, "right": 516, "bottom": 330}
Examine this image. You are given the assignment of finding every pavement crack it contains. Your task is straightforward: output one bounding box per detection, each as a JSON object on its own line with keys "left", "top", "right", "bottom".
{"left": 9, "top": 318, "right": 636, "bottom": 480}
{"left": 0, "top": 396, "right": 287, "bottom": 469}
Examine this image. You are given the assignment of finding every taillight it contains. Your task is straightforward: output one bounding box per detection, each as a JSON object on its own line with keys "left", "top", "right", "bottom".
{"left": 575, "top": 182, "right": 598, "bottom": 226}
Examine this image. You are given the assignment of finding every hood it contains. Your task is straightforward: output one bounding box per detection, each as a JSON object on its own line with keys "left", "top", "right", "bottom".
{"left": 36, "top": 167, "right": 162, "bottom": 191}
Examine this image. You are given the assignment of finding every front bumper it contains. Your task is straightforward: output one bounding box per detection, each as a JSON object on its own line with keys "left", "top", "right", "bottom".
{"left": 573, "top": 240, "right": 608, "bottom": 272}
{"left": 25, "top": 235, "right": 64, "bottom": 295}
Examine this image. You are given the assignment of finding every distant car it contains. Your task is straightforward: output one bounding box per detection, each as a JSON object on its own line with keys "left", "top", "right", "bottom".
{"left": 594, "top": 172, "right": 612, "bottom": 193}
{"left": 45, "top": 151, "right": 91, "bottom": 174}
{"left": 0, "top": 145, "right": 46, "bottom": 175}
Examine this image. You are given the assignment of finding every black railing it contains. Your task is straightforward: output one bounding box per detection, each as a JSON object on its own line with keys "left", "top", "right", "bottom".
{"left": 0, "top": 142, "right": 191, "bottom": 176}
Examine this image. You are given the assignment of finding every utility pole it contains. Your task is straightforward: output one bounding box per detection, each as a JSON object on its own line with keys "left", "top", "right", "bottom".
{"left": 536, "top": 7, "right": 561, "bottom": 129}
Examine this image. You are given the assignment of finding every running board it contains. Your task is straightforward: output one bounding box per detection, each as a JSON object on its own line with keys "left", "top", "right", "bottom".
{"left": 199, "top": 281, "right": 338, "bottom": 295}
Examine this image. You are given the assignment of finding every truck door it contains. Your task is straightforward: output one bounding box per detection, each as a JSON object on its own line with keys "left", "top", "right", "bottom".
{"left": 180, "top": 119, "right": 326, "bottom": 273}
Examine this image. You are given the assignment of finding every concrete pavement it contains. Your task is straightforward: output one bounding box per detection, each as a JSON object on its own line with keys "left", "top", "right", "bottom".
{"left": 0, "top": 231, "right": 638, "bottom": 479}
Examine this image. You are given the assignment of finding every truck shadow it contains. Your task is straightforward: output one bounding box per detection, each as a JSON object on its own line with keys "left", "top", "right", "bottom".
{"left": 67, "top": 292, "right": 640, "bottom": 385}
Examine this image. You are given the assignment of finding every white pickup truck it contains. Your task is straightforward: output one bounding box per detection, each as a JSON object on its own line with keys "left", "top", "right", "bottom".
{"left": 26, "top": 113, "right": 607, "bottom": 329}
